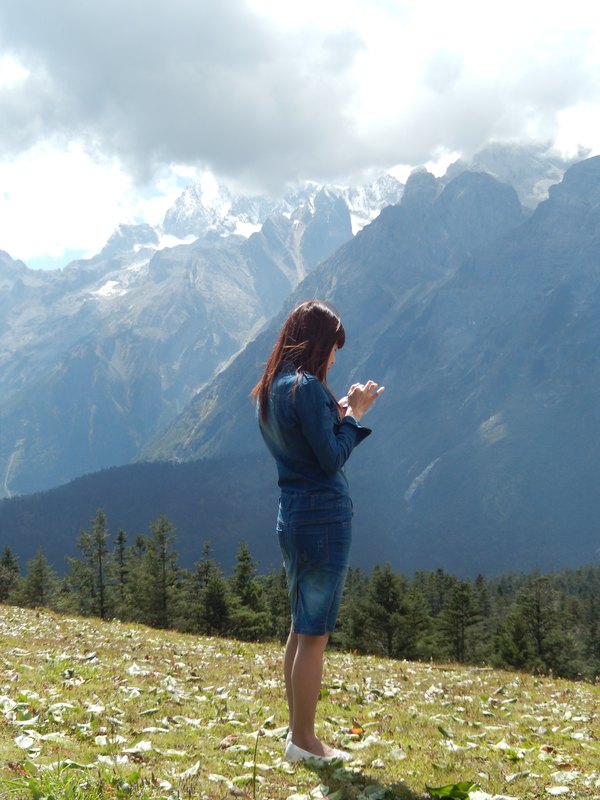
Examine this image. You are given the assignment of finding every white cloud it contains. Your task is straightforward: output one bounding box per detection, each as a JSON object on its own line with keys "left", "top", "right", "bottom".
{"left": 0, "top": 144, "right": 190, "bottom": 267}
{"left": 1, "top": 0, "right": 600, "bottom": 266}
{"left": 0, "top": 54, "right": 29, "bottom": 88}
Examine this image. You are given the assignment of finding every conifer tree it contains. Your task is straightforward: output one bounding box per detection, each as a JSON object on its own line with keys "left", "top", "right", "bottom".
{"left": 69, "top": 508, "right": 112, "bottom": 619}
{"left": 440, "top": 580, "right": 480, "bottom": 662}
{"left": 231, "top": 540, "right": 261, "bottom": 609}
{"left": 0, "top": 545, "right": 20, "bottom": 602}
{"left": 202, "top": 567, "right": 231, "bottom": 635}
{"left": 124, "top": 534, "right": 149, "bottom": 623}
{"left": 368, "top": 564, "right": 403, "bottom": 657}
{"left": 182, "top": 541, "right": 231, "bottom": 634}
{"left": 262, "top": 567, "right": 290, "bottom": 642}
{"left": 415, "top": 568, "right": 456, "bottom": 617}
{"left": 471, "top": 573, "right": 494, "bottom": 662}
{"left": 336, "top": 567, "right": 372, "bottom": 652}
{"left": 514, "top": 575, "right": 567, "bottom": 672}
{"left": 17, "top": 550, "right": 57, "bottom": 608}
{"left": 395, "top": 585, "right": 431, "bottom": 660}
{"left": 583, "top": 593, "right": 600, "bottom": 672}
{"left": 113, "top": 529, "right": 129, "bottom": 615}
{"left": 138, "top": 515, "right": 178, "bottom": 629}
{"left": 495, "top": 607, "right": 535, "bottom": 670}
{"left": 229, "top": 540, "right": 270, "bottom": 640}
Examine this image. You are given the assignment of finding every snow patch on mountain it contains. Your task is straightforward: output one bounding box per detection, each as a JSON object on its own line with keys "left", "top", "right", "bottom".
{"left": 162, "top": 172, "right": 404, "bottom": 242}
{"left": 233, "top": 221, "right": 262, "bottom": 237}
{"left": 155, "top": 233, "right": 197, "bottom": 251}
{"left": 91, "top": 280, "right": 127, "bottom": 299}
{"left": 332, "top": 174, "right": 406, "bottom": 234}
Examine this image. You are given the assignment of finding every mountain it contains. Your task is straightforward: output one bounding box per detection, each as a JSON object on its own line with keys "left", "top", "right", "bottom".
{"left": 445, "top": 141, "right": 584, "bottom": 208}
{"left": 0, "top": 163, "right": 535, "bottom": 576}
{"left": 0, "top": 176, "right": 402, "bottom": 498}
{"left": 162, "top": 172, "right": 405, "bottom": 239}
{"left": 139, "top": 157, "right": 600, "bottom": 576}
{"left": 3, "top": 148, "right": 596, "bottom": 578}
{"left": 2, "top": 145, "right": 573, "bottom": 501}
{"left": 144, "top": 168, "right": 525, "bottom": 462}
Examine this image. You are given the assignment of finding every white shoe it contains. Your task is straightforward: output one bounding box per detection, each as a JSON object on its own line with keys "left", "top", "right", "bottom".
{"left": 285, "top": 740, "right": 351, "bottom": 764}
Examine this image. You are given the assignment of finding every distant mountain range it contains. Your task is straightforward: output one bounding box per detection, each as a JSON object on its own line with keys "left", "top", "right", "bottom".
{"left": 2, "top": 143, "right": 597, "bottom": 579}
{"left": 0, "top": 174, "right": 403, "bottom": 497}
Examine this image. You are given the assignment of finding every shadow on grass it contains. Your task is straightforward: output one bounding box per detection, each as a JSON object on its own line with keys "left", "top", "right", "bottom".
{"left": 301, "top": 758, "right": 426, "bottom": 799}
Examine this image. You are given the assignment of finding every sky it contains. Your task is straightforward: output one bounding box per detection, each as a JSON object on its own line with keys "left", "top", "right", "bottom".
{"left": 1, "top": 0, "right": 600, "bottom": 269}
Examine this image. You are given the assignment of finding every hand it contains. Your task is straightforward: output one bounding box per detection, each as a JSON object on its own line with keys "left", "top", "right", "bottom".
{"left": 345, "top": 380, "right": 384, "bottom": 421}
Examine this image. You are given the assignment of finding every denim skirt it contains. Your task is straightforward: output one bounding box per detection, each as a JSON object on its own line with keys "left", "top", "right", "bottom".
{"left": 276, "top": 492, "right": 353, "bottom": 636}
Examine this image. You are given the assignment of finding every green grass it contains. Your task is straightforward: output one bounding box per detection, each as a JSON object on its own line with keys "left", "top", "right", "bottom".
{"left": 0, "top": 605, "right": 598, "bottom": 799}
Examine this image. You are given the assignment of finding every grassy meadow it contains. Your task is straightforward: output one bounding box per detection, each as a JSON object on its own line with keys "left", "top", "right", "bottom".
{"left": 0, "top": 604, "right": 598, "bottom": 800}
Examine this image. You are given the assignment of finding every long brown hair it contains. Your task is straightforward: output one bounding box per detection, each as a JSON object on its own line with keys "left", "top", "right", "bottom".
{"left": 252, "top": 299, "right": 346, "bottom": 421}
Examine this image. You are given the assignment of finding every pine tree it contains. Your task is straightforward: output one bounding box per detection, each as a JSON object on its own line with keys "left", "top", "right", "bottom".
{"left": 415, "top": 568, "right": 456, "bottom": 617}
{"left": 112, "top": 529, "right": 129, "bottom": 617}
{"left": 178, "top": 541, "right": 229, "bottom": 634}
{"left": 0, "top": 545, "right": 20, "bottom": 602}
{"left": 69, "top": 508, "right": 112, "bottom": 619}
{"left": 262, "top": 567, "right": 290, "bottom": 642}
{"left": 395, "top": 586, "right": 431, "bottom": 660}
{"left": 440, "top": 581, "right": 480, "bottom": 662}
{"left": 229, "top": 541, "right": 270, "bottom": 640}
{"left": 471, "top": 573, "right": 494, "bottom": 663}
{"left": 336, "top": 567, "right": 372, "bottom": 652}
{"left": 124, "top": 535, "right": 149, "bottom": 624}
{"left": 17, "top": 550, "right": 57, "bottom": 608}
{"left": 367, "top": 564, "right": 403, "bottom": 657}
{"left": 583, "top": 593, "right": 600, "bottom": 671}
{"left": 514, "top": 575, "right": 569, "bottom": 673}
{"left": 203, "top": 568, "right": 231, "bottom": 635}
{"left": 231, "top": 541, "right": 261, "bottom": 609}
{"left": 138, "top": 515, "right": 178, "bottom": 629}
{"left": 495, "top": 607, "right": 535, "bottom": 670}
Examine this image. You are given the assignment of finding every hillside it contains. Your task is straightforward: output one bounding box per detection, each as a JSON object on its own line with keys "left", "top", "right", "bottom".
{"left": 140, "top": 157, "right": 600, "bottom": 576}
{"left": 3, "top": 154, "right": 600, "bottom": 577}
{"left": 0, "top": 177, "right": 392, "bottom": 498}
{"left": 0, "top": 604, "right": 598, "bottom": 799}
{"left": 0, "top": 457, "right": 279, "bottom": 573}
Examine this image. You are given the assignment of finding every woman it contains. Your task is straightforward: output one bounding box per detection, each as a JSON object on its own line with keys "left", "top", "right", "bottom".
{"left": 252, "top": 299, "right": 383, "bottom": 763}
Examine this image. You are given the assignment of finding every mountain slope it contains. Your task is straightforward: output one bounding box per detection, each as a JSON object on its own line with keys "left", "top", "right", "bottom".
{"left": 4, "top": 157, "right": 600, "bottom": 577}
{"left": 1, "top": 147, "right": 570, "bottom": 500}
{"left": 0, "top": 182, "right": 374, "bottom": 497}
{"left": 141, "top": 159, "right": 600, "bottom": 575}
{"left": 144, "top": 168, "right": 525, "bottom": 462}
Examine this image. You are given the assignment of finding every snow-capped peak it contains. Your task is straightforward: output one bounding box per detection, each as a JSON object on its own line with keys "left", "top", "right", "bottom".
{"left": 161, "top": 172, "right": 404, "bottom": 242}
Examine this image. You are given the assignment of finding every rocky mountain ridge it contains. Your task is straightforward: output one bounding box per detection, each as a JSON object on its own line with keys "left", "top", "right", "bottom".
{"left": 0, "top": 174, "right": 403, "bottom": 497}
{"left": 162, "top": 172, "right": 405, "bottom": 239}
{"left": 2, "top": 144, "right": 593, "bottom": 579}
{"left": 135, "top": 156, "right": 600, "bottom": 576}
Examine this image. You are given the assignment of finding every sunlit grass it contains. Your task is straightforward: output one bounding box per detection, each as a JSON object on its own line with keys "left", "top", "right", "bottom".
{"left": 1, "top": 604, "right": 598, "bottom": 799}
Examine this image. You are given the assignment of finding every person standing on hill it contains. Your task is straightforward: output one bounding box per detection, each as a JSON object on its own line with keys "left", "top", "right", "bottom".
{"left": 252, "top": 299, "right": 383, "bottom": 764}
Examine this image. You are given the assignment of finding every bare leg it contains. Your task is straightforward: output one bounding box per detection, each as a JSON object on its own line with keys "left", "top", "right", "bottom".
{"left": 283, "top": 628, "right": 298, "bottom": 729}
{"left": 289, "top": 631, "right": 333, "bottom": 756}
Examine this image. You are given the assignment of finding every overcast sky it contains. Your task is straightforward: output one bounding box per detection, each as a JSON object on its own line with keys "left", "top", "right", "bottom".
{"left": 1, "top": 0, "right": 600, "bottom": 268}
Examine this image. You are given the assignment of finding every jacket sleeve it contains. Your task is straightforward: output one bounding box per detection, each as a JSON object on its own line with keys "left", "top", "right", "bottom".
{"left": 294, "top": 377, "right": 371, "bottom": 474}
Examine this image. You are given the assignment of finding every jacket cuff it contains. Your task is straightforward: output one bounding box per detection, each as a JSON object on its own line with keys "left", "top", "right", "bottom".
{"left": 340, "top": 415, "right": 372, "bottom": 442}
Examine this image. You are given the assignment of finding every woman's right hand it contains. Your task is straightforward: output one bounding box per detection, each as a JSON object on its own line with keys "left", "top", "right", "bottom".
{"left": 345, "top": 380, "right": 384, "bottom": 421}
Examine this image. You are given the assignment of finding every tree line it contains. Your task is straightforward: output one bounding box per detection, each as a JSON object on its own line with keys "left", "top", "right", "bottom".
{"left": 1, "top": 509, "right": 598, "bottom": 682}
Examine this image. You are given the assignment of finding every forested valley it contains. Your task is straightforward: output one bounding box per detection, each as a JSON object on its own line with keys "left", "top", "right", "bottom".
{"left": 1, "top": 509, "right": 598, "bottom": 683}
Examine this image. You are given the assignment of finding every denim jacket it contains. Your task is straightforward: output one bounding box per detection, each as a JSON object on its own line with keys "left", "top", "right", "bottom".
{"left": 258, "top": 365, "right": 371, "bottom": 496}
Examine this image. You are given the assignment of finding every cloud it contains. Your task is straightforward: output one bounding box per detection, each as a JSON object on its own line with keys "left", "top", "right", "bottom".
{"left": 0, "top": 0, "right": 599, "bottom": 196}
{"left": 0, "top": 0, "right": 365, "bottom": 190}
{"left": 0, "top": 144, "right": 132, "bottom": 263}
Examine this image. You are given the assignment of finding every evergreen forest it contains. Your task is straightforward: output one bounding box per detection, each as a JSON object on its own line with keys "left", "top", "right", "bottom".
{"left": 1, "top": 509, "right": 599, "bottom": 683}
